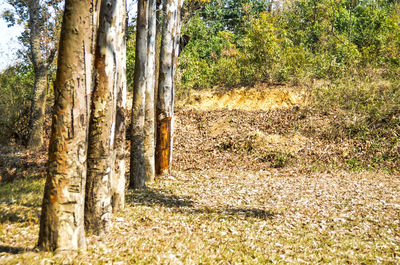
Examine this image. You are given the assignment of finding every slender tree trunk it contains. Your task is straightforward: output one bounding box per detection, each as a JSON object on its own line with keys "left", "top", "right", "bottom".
{"left": 169, "top": 0, "right": 184, "bottom": 169}
{"left": 85, "top": 0, "right": 123, "bottom": 234}
{"left": 28, "top": 68, "right": 48, "bottom": 148}
{"left": 112, "top": 0, "right": 127, "bottom": 213}
{"left": 38, "top": 0, "right": 97, "bottom": 251}
{"left": 27, "top": 0, "right": 53, "bottom": 149}
{"left": 144, "top": 0, "right": 157, "bottom": 183}
{"left": 130, "top": 0, "right": 148, "bottom": 189}
{"left": 268, "top": 0, "right": 274, "bottom": 12}
{"left": 155, "top": 0, "right": 162, "bottom": 95}
{"left": 348, "top": 2, "right": 353, "bottom": 40}
{"left": 155, "top": 0, "right": 183, "bottom": 175}
{"left": 153, "top": 0, "right": 162, "bottom": 173}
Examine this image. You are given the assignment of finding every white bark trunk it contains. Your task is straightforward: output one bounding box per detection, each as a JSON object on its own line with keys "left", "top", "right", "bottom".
{"left": 85, "top": 0, "right": 125, "bottom": 235}
{"left": 130, "top": 0, "right": 148, "bottom": 189}
{"left": 112, "top": 0, "right": 127, "bottom": 212}
{"left": 144, "top": 0, "right": 157, "bottom": 183}
{"left": 169, "top": 0, "right": 184, "bottom": 169}
{"left": 155, "top": 0, "right": 183, "bottom": 175}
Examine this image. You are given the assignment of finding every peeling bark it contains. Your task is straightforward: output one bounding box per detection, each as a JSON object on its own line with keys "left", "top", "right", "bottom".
{"left": 85, "top": 0, "right": 122, "bottom": 234}
{"left": 28, "top": 69, "right": 48, "bottom": 148}
{"left": 155, "top": 0, "right": 184, "bottom": 175}
{"left": 111, "top": 0, "right": 127, "bottom": 213}
{"left": 144, "top": 0, "right": 157, "bottom": 183}
{"left": 130, "top": 0, "right": 148, "bottom": 189}
{"left": 38, "top": 0, "right": 98, "bottom": 251}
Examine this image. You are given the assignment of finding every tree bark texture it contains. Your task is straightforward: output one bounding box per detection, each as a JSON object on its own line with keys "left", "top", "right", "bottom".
{"left": 154, "top": 0, "right": 162, "bottom": 96}
{"left": 85, "top": 0, "right": 124, "bottom": 234}
{"left": 38, "top": 0, "right": 97, "bottom": 251}
{"left": 28, "top": 68, "right": 48, "bottom": 148}
{"left": 111, "top": 0, "right": 127, "bottom": 213}
{"left": 155, "top": 0, "right": 183, "bottom": 175}
{"left": 27, "top": 0, "right": 55, "bottom": 149}
{"left": 144, "top": 0, "right": 157, "bottom": 183}
{"left": 130, "top": 0, "right": 148, "bottom": 189}
{"left": 169, "top": 0, "right": 184, "bottom": 170}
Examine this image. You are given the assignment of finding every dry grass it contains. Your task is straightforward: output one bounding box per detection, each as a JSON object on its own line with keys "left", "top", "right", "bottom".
{"left": 1, "top": 168, "right": 399, "bottom": 264}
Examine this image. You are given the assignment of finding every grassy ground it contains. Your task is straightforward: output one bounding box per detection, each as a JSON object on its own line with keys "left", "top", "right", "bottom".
{"left": 0, "top": 86, "right": 399, "bottom": 264}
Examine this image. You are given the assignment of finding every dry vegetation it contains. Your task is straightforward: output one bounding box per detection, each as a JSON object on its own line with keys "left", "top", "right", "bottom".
{"left": 1, "top": 86, "right": 399, "bottom": 264}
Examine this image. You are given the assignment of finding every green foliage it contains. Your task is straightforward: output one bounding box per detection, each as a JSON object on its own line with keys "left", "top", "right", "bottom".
{"left": 241, "top": 12, "right": 282, "bottom": 82}
{"left": 177, "top": 0, "right": 400, "bottom": 90}
{"left": 179, "top": 54, "right": 213, "bottom": 90}
{"left": 178, "top": 16, "right": 233, "bottom": 91}
{"left": 0, "top": 64, "right": 34, "bottom": 144}
{"left": 312, "top": 34, "right": 361, "bottom": 78}
{"left": 126, "top": 25, "right": 136, "bottom": 92}
{"left": 200, "top": 0, "right": 271, "bottom": 35}
{"left": 182, "top": 15, "right": 231, "bottom": 62}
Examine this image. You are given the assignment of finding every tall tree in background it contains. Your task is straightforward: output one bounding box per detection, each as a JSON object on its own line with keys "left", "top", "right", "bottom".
{"left": 130, "top": 0, "right": 148, "bottom": 189}
{"left": 85, "top": 0, "right": 127, "bottom": 234}
{"left": 155, "top": 0, "right": 184, "bottom": 175}
{"left": 112, "top": 0, "right": 128, "bottom": 213}
{"left": 144, "top": 0, "right": 157, "bottom": 183}
{"left": 2, "top": 0, "right": 62, "bottom": 148}
{"left": 37, "top": 0, "right": 98, "bottom": 251}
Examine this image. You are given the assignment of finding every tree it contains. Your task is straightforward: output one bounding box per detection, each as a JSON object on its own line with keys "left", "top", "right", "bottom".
{"left": 37, "top": 0, "right": 98, "bottom": 251}
{"left": 3, "top": 0, "right": 62, "bottom": 148}
{"left": 85, "top": 0, "right": 127, "bottom": 234}
{"left": 130, "top": 0, "right": 148, "bottom": 189}
{"left": 85, "top": 0, "right": 127, "bottom": 232}
{"left": 155, "top": 0, "right": 184, "bottom": 175}
{"left": 130, "top": 0, "right": 159, "bottom": 188}
{"left": 111, "top": 0, "right": 128, "bottom": 213}
{"left": 144, "top": 0, "right": 157, "bottom": 183}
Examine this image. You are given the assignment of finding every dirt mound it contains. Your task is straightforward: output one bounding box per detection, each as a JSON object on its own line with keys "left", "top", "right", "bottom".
{"left": 178, "top": 85, "right": 306, "bottom": 111}
{"left": 209, "top": 117, "right": 308, "bottom": 154}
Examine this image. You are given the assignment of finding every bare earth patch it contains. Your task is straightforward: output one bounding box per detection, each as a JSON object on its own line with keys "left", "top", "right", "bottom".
{"left": 177, "top": 84, "right": 307, "bottom": 111}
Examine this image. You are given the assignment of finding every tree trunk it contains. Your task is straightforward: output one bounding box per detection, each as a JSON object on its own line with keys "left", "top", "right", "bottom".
{"left": 27, "top": 0, "right": 51, "bottom": 149}
{"left": 169, "top": 0, "right": 184, "bottom": 170}
{"left": 144, "top": 0, "right": 157, "bottom": 183}
{"left": 85, "top": 0, "right": 123, "bottom": 234}
{"left": 28, "top": 68, "right": 48, "bottom": 148}
{"left": 153, "top": 0, "right": 162, "bottom": 171}
{"left": 111, "top": 0, "right": 127, "bottom": 213}
{"left": 155, "top": 0, "right": 162, "bottom": 95}
{"left": 130, "top": 0, "right": 148, "bottom": 189}
{"left": 155, "top": 0, "right": 183, "bottom": 175}
{"left": 38, "top": 0, "right": 97, "bottom": 251}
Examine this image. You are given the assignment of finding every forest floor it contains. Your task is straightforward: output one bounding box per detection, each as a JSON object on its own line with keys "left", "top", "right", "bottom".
{"left": 0, "top": 85, "right": 399, "bottom": 264}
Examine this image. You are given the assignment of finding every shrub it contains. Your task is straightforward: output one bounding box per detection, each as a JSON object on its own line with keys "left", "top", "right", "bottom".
{"left": 312, "top": 78, "right": 400, "bottom": 170}
{"left": 313, "top": 35, "right": 361, "bottom": 78}
{"left": 0, "top": 64, "right": 34, "bottom": 145}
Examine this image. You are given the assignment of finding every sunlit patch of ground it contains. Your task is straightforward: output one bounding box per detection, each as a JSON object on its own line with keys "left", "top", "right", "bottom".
{"left": 177, "top": 84, "right": 307, "bottom": 111}
{"left": 1, "top": 169, "right": 399, "bottom": 264}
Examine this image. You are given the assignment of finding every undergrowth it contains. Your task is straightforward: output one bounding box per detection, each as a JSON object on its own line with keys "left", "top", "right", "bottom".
{"left": 310, "top": 75, "right": 400, "bottom": 171}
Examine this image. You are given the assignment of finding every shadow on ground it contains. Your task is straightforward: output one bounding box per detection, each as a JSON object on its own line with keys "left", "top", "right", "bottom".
{"left": 126, "top": 188, "right": 274, "bottom": 220}
{"left": 0, "top": 245, "right": 28, "bottom": 254}
{"left": 0, "top": 145, "right": 46, "bottom": 183}
{"left": 0, "top": 205, "right": 40, "bottom": 224}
